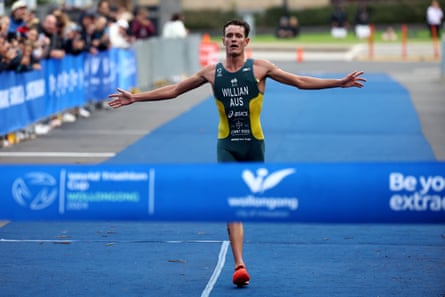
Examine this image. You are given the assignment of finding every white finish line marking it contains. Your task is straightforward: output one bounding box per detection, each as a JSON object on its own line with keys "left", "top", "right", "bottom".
{"left": 0, "top": 152, "right": 115, "bottom": 158}
{"left": 201, "top": 240, "right": 230, "bottom": 297}
{"left": 0, "top": 239, "right": 226, "bottom": 244}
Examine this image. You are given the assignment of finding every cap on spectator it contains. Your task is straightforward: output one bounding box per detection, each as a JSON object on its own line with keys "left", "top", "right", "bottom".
{"left": 66, "top": 23, "right": 81, "bottom": 33}
{"left": 117, "top": 19, "right": 129, "bottom": 29}
{"left": 11, "top": 0, "right": 27, "bottom": 11}
{"left": 84, "top": 8, "right": 97, "bottom": 18}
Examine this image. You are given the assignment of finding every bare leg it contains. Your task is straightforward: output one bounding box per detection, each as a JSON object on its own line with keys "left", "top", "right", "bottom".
{"left": 227, "top": 222, "right": 245, "bottom": 268}
{"left": 228, "top": 222, "right": 250, "bottom": 286}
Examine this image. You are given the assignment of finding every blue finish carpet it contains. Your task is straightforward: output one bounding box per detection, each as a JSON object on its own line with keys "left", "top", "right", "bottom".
{"left": 106, "top": 73, "right": 434, "bottom": 164}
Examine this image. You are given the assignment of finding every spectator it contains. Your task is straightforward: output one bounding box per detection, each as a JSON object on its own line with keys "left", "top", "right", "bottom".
{"left": 91, "top": 16, "right": 111, "bottom": 52}
{"left": 26, "top": 26, "right": 48, "bottom": 61}
{"left": 1, "top": 15, "right": 10, "bottom": 38}
{"left": 275, "top": 16, "right": 290, "bottom": 38}
{"left": 426, "top": 0, "right": 444, "bottom": 38}
{"left": 8, "top": 0, "right": 27, "bottom": 39}
{"left": 16, "top": 38, "right": 41, "bottom": 72}
{"left": 39, "top": 13, "right": 65, "bottom": 59}
{"left": 52, "top": 8, "right": 70, "bottom": 38}
{"left": 79, "top": 10, "right": 98, "bottom": 55}
{"left": 331, "top": 4, "right": 348, "bottom": 38}
{"left": 288, "top": 16, "right": 300, "bottom": 38}
{"left": 63, "top": 23, "right": 87, "bottom": 55}
{"left": 0, "top": 34, "right": 22, "bottom": 72}
{"left": 61, "top": 15, "right": 92, "bottom": 119}
{"left": 109, "top": 18, "right": 133, "bottom": 48}
{"left": 354, "top": 1, "right": 371, "bottom": 39}
{"left": 24, "top": 9, "right": 40, "bottom": 29}
{"left": 39, "top": 13, "right": 70, "bottom": 125}
{"left": 275, "top": 16, "right": 299, "bottom": 38}
{"left": 97, "top": 0, "right": 114, "bottom": 23}
{"left": 131, "top": 7, "right": 156, "bottom": 39}
{"left": 57, "top": 10, "right": 92, "bottom": 119}
{"left": 162, "top": 13, "right": 188, "bottom": 38}
{"left": 116, "top": 6, "right": 134, "bottom": 25}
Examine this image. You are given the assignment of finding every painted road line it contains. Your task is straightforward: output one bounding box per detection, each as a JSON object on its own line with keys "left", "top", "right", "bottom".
{"left": 0, "top": 152, "right": 115, "bottom": 158}
{"left": 201, "top": 240, "right": 230, "bottom": 297}
{"left": 0, "top": 239, "right": 226, "bottom": 244}
{"left": 60, "top": 129, "right": 150, "bottom": 136}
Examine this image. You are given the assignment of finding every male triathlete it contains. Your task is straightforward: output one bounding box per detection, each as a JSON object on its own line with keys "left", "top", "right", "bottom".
{"left": 108, "top": 19, "right": 366, "bottom": 287}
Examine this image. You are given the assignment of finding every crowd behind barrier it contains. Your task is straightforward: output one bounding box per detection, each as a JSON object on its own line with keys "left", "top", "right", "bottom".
{"left": 0, "top": 0, "right": 200, "bottom": 146}
{"left": 0, "top": 47, "right": 136, "bottom": 136}
{"left": 0, "top": 35, "right": 201, "bottom": 143}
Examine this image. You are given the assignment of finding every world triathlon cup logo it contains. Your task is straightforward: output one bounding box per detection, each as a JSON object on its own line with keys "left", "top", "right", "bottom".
{"left": 12, "top": 172, "right": 58, "bottom": 210}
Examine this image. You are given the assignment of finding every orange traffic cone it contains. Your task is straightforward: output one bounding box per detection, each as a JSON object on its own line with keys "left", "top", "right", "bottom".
{"left": 296, "top": 47, "right": 304, "bottom": 63}
{"left": 202, "top": 33, "right": 211, "bottom": 43}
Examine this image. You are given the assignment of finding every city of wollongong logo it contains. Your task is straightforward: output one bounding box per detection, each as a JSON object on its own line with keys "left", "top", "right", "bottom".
{"left": 12, "top": 172, "right": 58, "bottom": 210}
{"left": 227, "top": 168, "right": 299, "bottom": 212}
{"left": 242, "top": 168, "right": 295, "bottom": 194}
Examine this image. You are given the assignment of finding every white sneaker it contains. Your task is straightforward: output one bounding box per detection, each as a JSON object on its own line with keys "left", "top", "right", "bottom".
{"left": 78, "top": 107, "right": 91, "bottom": 118}
{"left": 16, "top": 131, "right": 26, "bottom": 141}
{"left": 101, "top": 101, "right": 113, "bottom": 110}
{"left": 1, "top": 139, "right": 10, "bottom": 147}
{"left": 62, "top": 113, "right": 76, "bottom": 123}
{"left": 35, "top": 123, "right": 50, "bottom": 135}
{"left": 50, "top": 117, "right": 62, "bottom": 128}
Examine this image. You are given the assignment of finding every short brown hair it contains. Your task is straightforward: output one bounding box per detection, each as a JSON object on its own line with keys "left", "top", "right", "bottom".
{"left": 223, "top": 19, "right": 250, "bottom": 37}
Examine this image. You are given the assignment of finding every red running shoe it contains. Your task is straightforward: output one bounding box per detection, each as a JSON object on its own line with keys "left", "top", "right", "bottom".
{"left": 232, "top": 265, "right": 250, "bottom": 287}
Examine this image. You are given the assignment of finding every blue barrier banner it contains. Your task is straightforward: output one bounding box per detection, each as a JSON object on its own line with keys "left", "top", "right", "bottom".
{"left": 23, "top": 70, "right": 47, "bottom": 123}
{"left": 43, "top": 56, "right": 86, "bottom": 115}
{"left": 61, "top": 54, "right": 86, "bottom": 108}
{"left": 0, "top": 162, "right": 444, "bottom": 223}
{"left": 85, "top": 51, "right": 115, "bottom": 101}
{"left": 113, "top": 47, "right": 137, "bottom": 91}
{"left": 0, "top": 49, "right": 137, "bottom": 135}
{"left": 43, "top": 58, "right": 63, "bottom": 115}
{"left": 0, "top": 70, "right": 46, "bottom": 134}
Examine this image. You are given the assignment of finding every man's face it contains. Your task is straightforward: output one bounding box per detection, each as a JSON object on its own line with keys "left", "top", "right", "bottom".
{"left": 13, "top": 7, "right": 27, "bottom": 19}
{"left": 43, "top": 16, "right": 57, "bottom": 34}
{"left": 223, "top": 25, "right": 249, "bottom": 57}
{"left": 0, "top": 23, "right": 7, "bottom": 35}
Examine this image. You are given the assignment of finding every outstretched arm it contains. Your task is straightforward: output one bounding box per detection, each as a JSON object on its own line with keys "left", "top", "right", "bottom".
{"left": 257, "top": 60, "right": 366, "bottom": 90}
{"left": 293, "top": 70, "right": 366, "bottom": 89}
{"left": 108, "top": 68, "right": 211, "bottom": 109}
{"left": 275, "top": 69, "right": 366, "bottom": 90}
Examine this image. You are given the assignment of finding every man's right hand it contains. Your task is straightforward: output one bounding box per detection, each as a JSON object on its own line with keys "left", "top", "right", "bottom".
{"left": 108, "top": 88, "right": 134, "bottom": 108}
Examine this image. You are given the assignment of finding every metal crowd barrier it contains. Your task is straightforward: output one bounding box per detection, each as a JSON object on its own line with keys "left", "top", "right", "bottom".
{"left": 134, "top": 34, "right": 201, "bottom": 90}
